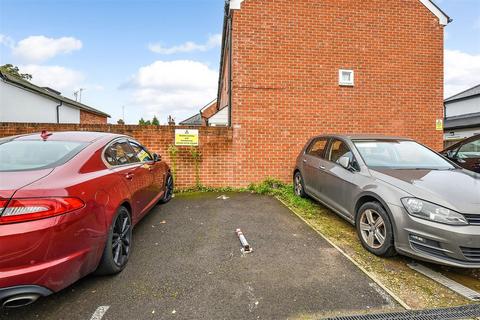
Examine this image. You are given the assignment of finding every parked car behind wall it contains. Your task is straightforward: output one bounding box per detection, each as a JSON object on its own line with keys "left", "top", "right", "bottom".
{"left": 442, "top": 134, "right": 480, "bottom": 173}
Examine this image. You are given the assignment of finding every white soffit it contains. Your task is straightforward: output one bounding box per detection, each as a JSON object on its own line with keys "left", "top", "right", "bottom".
{"left": 419, "top": 0, "right": 450, "bottom": 25}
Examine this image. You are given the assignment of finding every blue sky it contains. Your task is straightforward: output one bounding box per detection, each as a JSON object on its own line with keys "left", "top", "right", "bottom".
{"left": 1, "top": 0, "right": 479, "bottom": 124}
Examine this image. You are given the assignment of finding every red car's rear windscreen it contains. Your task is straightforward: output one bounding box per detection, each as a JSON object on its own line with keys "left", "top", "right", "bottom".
{"left": 0, "top": 140, "right": 88, "bottom": 172}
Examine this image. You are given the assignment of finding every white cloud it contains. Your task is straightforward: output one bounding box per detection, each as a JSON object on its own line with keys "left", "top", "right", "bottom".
{"left": 148, "top": 34, "right": 222, "bottom": 55}
{"left": 206, "top": 34, "right": 222, "bottom": 47}
{"left": 128, "top": 60, "right": 218, "bottom": 122}
{"left": 12, "top": 36, "right": 82, "bottom": 63}
{"left": 20, "top": 65, "right": 85, "bottom": 93}
{"left": 444, "top": 49, "right": 480, "bottom": 98}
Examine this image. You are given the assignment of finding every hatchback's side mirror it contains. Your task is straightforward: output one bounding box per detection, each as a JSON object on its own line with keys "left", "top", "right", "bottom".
{"left": 338, "top": 156, "right": 351, "bottom": 169}
{"left": 153, "top": 153, "right": 161, "bottom": 162}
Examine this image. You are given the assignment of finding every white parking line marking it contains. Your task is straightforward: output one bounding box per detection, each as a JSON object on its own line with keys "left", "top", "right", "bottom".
{"left": 369, "top": 282, "right": 396, "bottom": 307}
{"left": 90, "top": 306, "right": 110, "bottom": 320}
{"left": 246, "top": 285, "right": 259, "bottom": 312}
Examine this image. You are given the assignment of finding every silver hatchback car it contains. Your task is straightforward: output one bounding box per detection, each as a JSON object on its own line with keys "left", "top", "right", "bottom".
{"left": 294, "top": 135, "right": 480, "bottom": 268}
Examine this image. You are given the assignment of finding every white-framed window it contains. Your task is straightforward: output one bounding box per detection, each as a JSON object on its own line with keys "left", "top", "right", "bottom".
{"left": 339, "top": 69, "right": 354, "bottom": 86}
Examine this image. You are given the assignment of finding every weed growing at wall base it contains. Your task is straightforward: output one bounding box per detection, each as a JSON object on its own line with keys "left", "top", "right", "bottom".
{"left": 167, "top": 144, "right": 179, "bottom": 182}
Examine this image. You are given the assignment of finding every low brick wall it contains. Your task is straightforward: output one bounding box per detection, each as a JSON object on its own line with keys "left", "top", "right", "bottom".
{"left": 0, "top": 122, "right": 234, "bottom": 188}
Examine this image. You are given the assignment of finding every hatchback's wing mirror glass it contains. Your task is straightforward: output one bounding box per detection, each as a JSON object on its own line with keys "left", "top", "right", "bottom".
{"left": 338, "top": 156, "right": 350, "bottom": 169}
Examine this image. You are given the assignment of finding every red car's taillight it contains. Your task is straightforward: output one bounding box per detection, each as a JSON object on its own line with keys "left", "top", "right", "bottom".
{"left": 0, "top": 199, "right": 8, "bottom": 215}
{"left": 0, "top": 197, "right": 85, "bottom": 225}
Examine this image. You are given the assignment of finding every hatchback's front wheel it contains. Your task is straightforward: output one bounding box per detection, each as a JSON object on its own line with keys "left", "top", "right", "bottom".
{"left": 356, "top": 202, "right": 396, "bottom": 257}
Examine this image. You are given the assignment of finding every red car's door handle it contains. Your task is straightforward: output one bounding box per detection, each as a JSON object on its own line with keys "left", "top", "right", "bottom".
{"left": 124, "top": 172, "right": 135, "bottom": 180}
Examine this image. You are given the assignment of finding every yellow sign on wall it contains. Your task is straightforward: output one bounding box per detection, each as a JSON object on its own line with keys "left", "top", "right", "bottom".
{"left": 436, "top": 119, "right": 444, "bottom": 131}
{"left": 175, "top": 129, "right": 199, "bottom": 146}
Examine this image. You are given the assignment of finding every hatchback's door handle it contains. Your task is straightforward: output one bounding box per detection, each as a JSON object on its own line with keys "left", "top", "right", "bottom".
{"left": 125, "top": 172, "right": 134, "bottom": 180}
{"left": 319, "top": 165, "right": 326, "bottom": 170}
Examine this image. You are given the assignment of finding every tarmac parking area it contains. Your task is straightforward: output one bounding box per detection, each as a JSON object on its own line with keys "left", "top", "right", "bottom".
{"left": 0, "top": 192, "right": 398, "bottom": 320}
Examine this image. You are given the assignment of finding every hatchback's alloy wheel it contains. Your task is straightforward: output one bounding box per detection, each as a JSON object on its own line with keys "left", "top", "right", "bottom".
{"left": 294, "top": 175, "right": 302, "bottom": 196}
{"left": 294, "top": 172, "right": 306, "bottom": 198}
{"left": 359, "top": 209, "right": 385, "bottom": 249}
{"left": 112, "top": 209, "right": 132, "bottom": 267}
{"left": 355, "top": 202, "right": 396, "bottom": 257}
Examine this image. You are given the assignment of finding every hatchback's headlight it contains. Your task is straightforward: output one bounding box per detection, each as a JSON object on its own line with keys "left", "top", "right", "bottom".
{"left": 401, "top": 198, "right": 468, "bottom": 225}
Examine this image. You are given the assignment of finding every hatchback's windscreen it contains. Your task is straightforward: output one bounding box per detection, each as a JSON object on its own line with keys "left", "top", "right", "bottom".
{"left": 353, "top": 140, "right": 455, "bottom": 170}
{"left": 0, "top": 140, "right": 88, "bottom": 171}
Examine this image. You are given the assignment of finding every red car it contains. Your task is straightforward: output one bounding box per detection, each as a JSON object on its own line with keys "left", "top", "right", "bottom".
{"left": 442, "top": 134, "right": 480, "bottom": 174}
{"left": 0, "top": 131, "right": 173, "bottom": 308}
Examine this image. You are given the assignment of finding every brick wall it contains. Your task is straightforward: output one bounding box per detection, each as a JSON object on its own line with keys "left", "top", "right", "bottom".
{"left": 0, "top": 1, "right": 447, "bottom": 189}
{"left": 0, "top": 122, "right": 234, "bottom": 189}
{"left": 80, "top": 110, "right": 108, "bottom": 124}
{"left": 223, "top": 0, "right": 445, "bottom": 186}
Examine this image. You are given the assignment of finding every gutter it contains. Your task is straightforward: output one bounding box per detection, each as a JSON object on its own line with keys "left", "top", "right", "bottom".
{"left": 215, "top": 2, "right": 228, "bottom": 108}
{"left": 228, "top": 10, "right": 233, "bottom": 127}
{"left": 216, "top": 1, "right": 233, "bottom": 127}
{"left": 56, "top": 101, "right": 63, "bottom": 123}
{"left": 444, "top": 124, "right": 480, "bottom": 131}
{"left": 428, "top": 0, "right": 453, "bottom": 23}
{"left": 444, "top": 93, "right": 480, "bottom": 105}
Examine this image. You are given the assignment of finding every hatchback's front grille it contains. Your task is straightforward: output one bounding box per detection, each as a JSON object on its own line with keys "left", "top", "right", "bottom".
{"left": 461, "top": 247, "right": 480, "bottom": 261}
{"left": 465, "top": 214, "right": 480, "bottom": 225}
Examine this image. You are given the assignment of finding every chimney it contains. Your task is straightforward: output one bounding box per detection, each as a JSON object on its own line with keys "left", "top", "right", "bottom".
{"left": 168, "top": 115, "right": 176, "bottom": 126}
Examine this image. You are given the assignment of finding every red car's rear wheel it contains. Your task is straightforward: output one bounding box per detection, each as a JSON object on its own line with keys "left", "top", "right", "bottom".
{"left": 159, "top": 174, "right": 174, "bottom": 204}
{"left": 95, "top": 206, "right": 132, "bottom": 275}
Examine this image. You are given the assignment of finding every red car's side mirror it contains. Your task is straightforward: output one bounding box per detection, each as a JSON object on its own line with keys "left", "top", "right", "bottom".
{"left": 152, "top": 153, "right": 161, "bottom": 162}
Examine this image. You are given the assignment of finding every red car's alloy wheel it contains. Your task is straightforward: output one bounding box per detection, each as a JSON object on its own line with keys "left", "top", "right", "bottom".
{"left": 160, "top": 175, "right": 174, "bottom": 204}
{"left": 112, "top": 209, "right": 132, "bottom": 267}
{"left": 164, "top": 175, "right": 174, "bottom": 200}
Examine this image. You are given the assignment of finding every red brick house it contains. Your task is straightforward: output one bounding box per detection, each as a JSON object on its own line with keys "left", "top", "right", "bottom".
{"left": 215, "top": 0, "right": 450, "bottom": 185}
